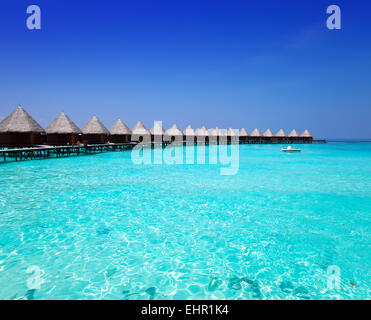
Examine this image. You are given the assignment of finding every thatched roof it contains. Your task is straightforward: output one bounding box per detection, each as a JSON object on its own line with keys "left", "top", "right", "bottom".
{"left": 239, "top": 128, "right": 249, "bottom": 136}
{"left": 46, "top": 112, "right": 81, "bottom": 134}
{"left": 132, "top": 121, "right": 150, "bottom": 135}
{"left": 196, "top": 126, "right": 210, "bottom": 136}
{"left": 183, "top": 125, "right": 196, "bottom": 136}
{"left": 165, "top": 124, "right": 183, "bottom": 136}
{"left": 210, "top": 127, "right": 222, "bottom": 136}
{"left": 109, "top": 119, "right": 131, "bottom": 135}
{"left": 150, "top": 122, "right": 165, "bottom": 135}
{"left": 300, "top": 129, "right": 313, "bottom": 138}
{"left": 263, "top": 129, "right": 274, "bottom": 137}
{"left": 219, "top": 129, "right": 227, "bottom": 136}
{"left": 275, "top": 129, "right": 287, "bottom": 137}
{"left": 0, "top": 105, "right": 45, "bottom": 133}
{"left": 288, "top": 129, "right": 299, "bottom": 137}
{"left": 250, "top": 128, "right": 262, "bottom": 137}
{"left": 227, "top": 128, "right": 238, "bottom": 136}
{"left": 82, "top": 116, "right": 109, "bottom": 135}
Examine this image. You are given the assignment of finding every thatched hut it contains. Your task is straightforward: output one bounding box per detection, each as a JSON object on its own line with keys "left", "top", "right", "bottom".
{"left": 0, "top": 105, "right": 45, "bottom": 147}
{"left": 227, "top": 128, "right": 239, "bottom": 144}
{"left": 81, "top": 116, "right": 109, "bottom": 144}
{"left": 239, "top": 128, "right": 249, "bottom": 143}
{"left": 219, "top": 129, "right": 228, "bottom": 144}
{"left": 131, "top": 121, "right": 150, "bottom": 143}
{"left": 109, "top": 119, "right": 131, "bottom": 143}
{"left": 196, "top": 126, "right": 210, "bottom": 143}
{"left": 210, "top": 127, "right": 221, "bottom": 136}
{"left": 210, "top": 127, "right": 222, "bottom": 144}
{"left": 45, "top": 112, "right": 81, "bottom": 145}
{"left": 300, "top": 129, "right": 313, "bottom": 143}
{"left": 249, "top": 128, "right": 262, "bottom": 143}
{"left": 275, "top": 129, "right": 287, "bottom": 143}
{"left": 164, "top": 124, "right": 183, "bottom": 142}
{"left": 288, "top": 129, "right": 299, "bottom": 142}
{"left": 150, "top": 121, "right": 165, "bottom": 142}
{"left": 263, "top": 129, "right": 274, "bottom": 143}
{"left": 183, "top": 125, "right": 196, "bottom": 143}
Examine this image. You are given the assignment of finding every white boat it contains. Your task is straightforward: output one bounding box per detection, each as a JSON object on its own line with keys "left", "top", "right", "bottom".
{"left": 281, "top": 146, "right": 301, "bottom": 152}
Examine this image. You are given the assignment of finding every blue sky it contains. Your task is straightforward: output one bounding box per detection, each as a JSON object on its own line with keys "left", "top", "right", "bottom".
{"left": 0, "top": 0, "right": 370, "bottom": 139}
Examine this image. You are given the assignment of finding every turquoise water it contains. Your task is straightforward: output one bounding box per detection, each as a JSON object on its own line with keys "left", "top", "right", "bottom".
{"left": 0, "top": 143, "right": 370, "bottom": 300}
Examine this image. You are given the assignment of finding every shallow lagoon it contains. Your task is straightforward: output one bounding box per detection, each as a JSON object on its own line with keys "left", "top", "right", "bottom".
{"left": 0, "top": 143, "right": 370, "bottom": 299}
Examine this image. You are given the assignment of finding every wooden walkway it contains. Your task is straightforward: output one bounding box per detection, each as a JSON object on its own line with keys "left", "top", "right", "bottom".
{"left": 0, "top": 143, "right": 137, "bottom": 162}
{"left": 0, "top": 139, "right": 326, "bottom": 163}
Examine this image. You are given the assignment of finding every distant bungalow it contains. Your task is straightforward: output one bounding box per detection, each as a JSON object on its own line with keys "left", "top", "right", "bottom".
{"left": 183, "top": 125, "right": 196, "bottom": 142}
{"left": 250, "top": 128, "right": 263, "bottom": 143}
{"left": 0, "top": 105, "right": 45, "bottom": 147}
{"left": 219, "top": 129, "right": 228, "bottom": 144}
{"left": 164, "top": 124, "right": 183, "bottom": 142}
{"left": 227, "top": 128, "right": 238, "bottom": 143}
{"left": 210, "top": 127, "right": 222, "bottom": 144}
{"left": 288, "top": 129, "right": 300, "bottom": 141}
{"left": 300, "top": 130, "right": 313, "bottom": 142}
{"left": 131, "top": 121, "right": 150, "bottom": 142}
{"left": 82, "top": 116, "right": 109, "bottom": 144}
{"left": 273, "top": 129, "right": 286, "bottom": 143}
{"left": 109, "top": 119, "right": 131, "bottom": 143}
{"left": 263, "top": 129, "right": 274, "bottom": 142}
{"left": 150, "top": 122, "right": 165, "bottom": 142}
{"left": 46, "top": 112, "right": 81, "bottom": 145}
{"left": 196, "top": 126, "right": 210, "bottom": 143}
{"left": 239, "top": 128, "right": 249, "bottom": 143}
{"left": 211, "top": 127, "right": 222, "bottom": 136}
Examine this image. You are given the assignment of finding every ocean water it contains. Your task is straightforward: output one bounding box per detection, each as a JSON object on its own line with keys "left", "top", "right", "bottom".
{"left": 0, "top": 143, "right": 370, "bottom": 300}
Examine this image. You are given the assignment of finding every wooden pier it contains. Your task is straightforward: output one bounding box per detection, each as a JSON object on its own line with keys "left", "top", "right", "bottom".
{"left": 0, "top": 139, "right": 326, "bottom": 163}
{"left": 0, "top": 143, "right": 137, "bottom": 163}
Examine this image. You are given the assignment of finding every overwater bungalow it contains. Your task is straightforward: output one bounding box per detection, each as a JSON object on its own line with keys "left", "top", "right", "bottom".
{"left": 46, "top": 112, "right": 82, "bottom": 145}
{"left": 275, "top": 129, "right": 287, "bottom": 143}
{"left": 81, "top": 116, "right": 109, "bottom": 144}
{"left": 239, "top": 128, "right": 249, "bottom": 143}
{"left": 227, "top": 128, "right": 239, "bottom": 144}
{"left": 183, "top": 125, "right": 196, "bottom": 143}
{"left": 131, "top": 121, "right": 150, "bottom": 143}
{"left": 164, "top": 124, "right": 183, "bottom": 142}
{"left": 0, "top": 105, "right": 45, "bottom": 147}
{"left": 210, "top": 127, "right": 222, "bottom": 144}
{"left": 300, "top": 129, "right": 313, "bottom": 143}
{"left": 219, "top": 129, "right": 228, "bottom": 144}
{"left": 150, "top": 122, "right": 165, "bottom": 142}
{"left": 109, "top": 119, "right": 131, "bottom": 143}
{"left": 196, "top": 126, "right": 210, "bottom": 143}
{"left": 263, "top": 129, "right": 274, "bottom": 143}
{"left": 288, "top": 129, "right": 299, "bottom": 142}
{"left": 249, "top": 128, "right": 263, "bottom": 143}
